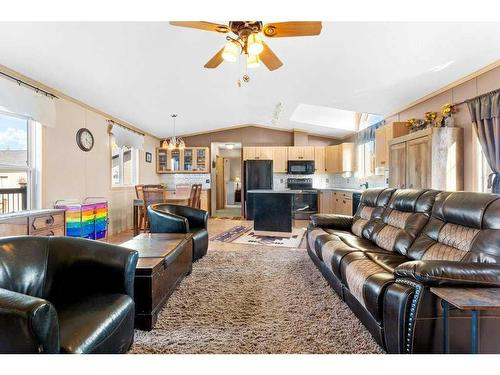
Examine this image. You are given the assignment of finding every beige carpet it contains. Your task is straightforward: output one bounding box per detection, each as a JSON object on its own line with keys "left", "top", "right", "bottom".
{"left": 130, "top": 245, "right": 384, "bottom": 354}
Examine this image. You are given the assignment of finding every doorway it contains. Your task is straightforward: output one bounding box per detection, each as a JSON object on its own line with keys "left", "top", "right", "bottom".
{"left": 212, "top": 143, "right": 242, "bottom": 218}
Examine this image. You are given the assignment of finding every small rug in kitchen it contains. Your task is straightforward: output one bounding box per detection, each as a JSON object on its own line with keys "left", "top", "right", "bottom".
{"left": 210, "top": 225, "right": 252, "bottom": 243}
{"left": 233, "top": 228, "right": 306, "bottom": 248}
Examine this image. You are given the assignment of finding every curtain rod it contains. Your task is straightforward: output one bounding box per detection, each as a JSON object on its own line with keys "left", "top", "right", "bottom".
{"left": 107, "top": 120, "right": 145, "bottom": 137}
{"left": 0, "top": 71, "right": 58, "bottom": 99}
{"left": 454, "top": 88, "right": 500, "bottom": 107}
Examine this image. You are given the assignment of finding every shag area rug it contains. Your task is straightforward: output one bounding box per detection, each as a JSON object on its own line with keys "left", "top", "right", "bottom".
{"left": 130, "top": 247, "right": 384, "bottom": 354}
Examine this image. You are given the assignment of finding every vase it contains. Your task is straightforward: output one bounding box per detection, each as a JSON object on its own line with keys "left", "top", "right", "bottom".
{"left": 444, "top": 116, "right": 455, "bottom": 127}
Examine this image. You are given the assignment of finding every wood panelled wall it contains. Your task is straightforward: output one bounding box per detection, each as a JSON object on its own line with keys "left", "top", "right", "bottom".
{"left": 180, "top": 125, "right": 340, "bottom": 148}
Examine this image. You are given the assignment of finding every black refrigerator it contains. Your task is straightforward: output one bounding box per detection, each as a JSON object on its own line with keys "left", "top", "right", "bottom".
{"left": 244, "top": 160, "right": 273, "bottom": 219}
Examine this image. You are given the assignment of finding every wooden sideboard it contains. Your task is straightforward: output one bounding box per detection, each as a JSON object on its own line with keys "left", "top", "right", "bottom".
{"left": 0, "top": 209, "right": 66, "bottom": 237}
{"left": 388, "top": 127, "right": 464, "bottom": 191}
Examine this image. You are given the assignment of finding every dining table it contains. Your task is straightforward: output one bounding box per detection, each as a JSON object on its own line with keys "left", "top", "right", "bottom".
{"left": 133, "top": 191, "right": 190, "bottom": 236}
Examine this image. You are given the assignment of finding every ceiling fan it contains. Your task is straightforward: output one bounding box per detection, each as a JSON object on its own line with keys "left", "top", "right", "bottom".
{"left": 169, "top": 21, "right": 322, "bottom": 71}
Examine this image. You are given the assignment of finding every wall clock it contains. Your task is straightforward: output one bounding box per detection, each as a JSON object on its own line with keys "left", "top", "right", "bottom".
{"left": 76, "top": 128, "right": 94, "bottom": 152}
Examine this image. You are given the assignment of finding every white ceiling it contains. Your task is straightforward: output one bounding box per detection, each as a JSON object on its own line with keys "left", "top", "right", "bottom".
{"left": 0, "top": 22, "right": 498, "bottom": 139}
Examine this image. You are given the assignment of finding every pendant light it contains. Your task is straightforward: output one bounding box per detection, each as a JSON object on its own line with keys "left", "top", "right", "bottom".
{"left": 162, "top": 114, "right": 185, "bottom": 150}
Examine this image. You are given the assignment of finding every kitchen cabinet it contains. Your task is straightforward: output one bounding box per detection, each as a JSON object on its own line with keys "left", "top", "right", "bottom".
{"left": 242, "top": 147, "right": 273, "bottom": 160}
{"left": 388, "top": 128, "right": 463, "bottom": 191}
{"left": 325, "top": 143, "right": 355, "bottom": 173}
{"left": 272, "top": 147, "right": 288, "bottom": 173}
{"left": 156, "top": 147, "right": 210, "bottom": 174}
{"left": 314, "top": 147, "right": 326, "bottom": 173}
{"left": 287, "top": 146, "right": 315, "bottom": 160}
{"left": 319, "top": 190, "right": 352, "bottom": 215}
{"left": 375, "top": 122, "right": 408, "bottom": 173}
{"left": 319, "top": 191, "right": 334, "bottom": 214}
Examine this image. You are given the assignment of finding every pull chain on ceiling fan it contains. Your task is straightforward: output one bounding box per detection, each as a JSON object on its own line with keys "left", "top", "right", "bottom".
{"left": 170, "top": 21, "right": 322, "bottom": 71}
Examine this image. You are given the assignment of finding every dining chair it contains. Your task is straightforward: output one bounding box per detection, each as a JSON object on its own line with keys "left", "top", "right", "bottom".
{"left": 188, "top": 184, "right": 202, "bottom": 208}
{"left": 143, "top": 187, "right": 165, "bottom": 231}
{"left": 135, "top": 185, "right": 146, "bottom": 232}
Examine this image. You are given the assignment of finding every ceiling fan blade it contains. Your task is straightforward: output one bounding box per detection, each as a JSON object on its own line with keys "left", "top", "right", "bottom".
{"left": 260, "top": 42, "right": 283, "bottom": 71}
{"left": 262, "top": 21, "right": 322, "bottom": 37}
{"left": 169, "top": 21, "right": 230, "bottom": 33}
{"left": 204, "top": 47, "right": 225, "bottom": 69}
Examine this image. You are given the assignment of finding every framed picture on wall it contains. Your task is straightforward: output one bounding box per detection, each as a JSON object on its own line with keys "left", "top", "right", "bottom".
{"left": 145, "top": 152, "right": 152, "bottom": 163}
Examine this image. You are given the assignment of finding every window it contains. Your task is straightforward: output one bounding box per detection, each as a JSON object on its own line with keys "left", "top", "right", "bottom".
{"left": 111, "top": 137, "right": 138, "bottom": 187}
{"left": 0, "top": 111, "right": 40, "bottom": 213}
{"left": 356, "top": 141, "right": 375, "bottom": 178}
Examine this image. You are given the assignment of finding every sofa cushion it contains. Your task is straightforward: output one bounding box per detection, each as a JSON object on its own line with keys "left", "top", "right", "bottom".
{"left": 369, "top": 189, "right": 440, "bottom": 256}
{"left": 341, "top": 254, "right": 393, "bottom": 322}
{"left": 350, "top": 188, "right": 396, "bottom": 239}
{"left": 338, "top": 250, "right": 410, "bottom": 322}
{"left": 57, "top": 293, "right": 134, "bottom": 354}
{"left": 407, "top": 192, "right": 500, "bottom": 263}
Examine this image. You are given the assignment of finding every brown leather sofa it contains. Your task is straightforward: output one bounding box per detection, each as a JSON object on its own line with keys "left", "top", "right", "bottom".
{"left": 307, "top": 188, "right": 500, "bottom": 353}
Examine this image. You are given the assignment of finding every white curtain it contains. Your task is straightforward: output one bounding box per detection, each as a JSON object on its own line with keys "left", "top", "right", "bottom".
{"left": 110, "top": 124, "right": 144, "bottom": 150}
{"left": 0, "top": 76, "right": 57, "bottom": 127}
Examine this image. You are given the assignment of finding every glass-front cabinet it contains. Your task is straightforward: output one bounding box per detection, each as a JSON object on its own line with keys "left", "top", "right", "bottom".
{"left": 156, "top": 147, "right": 210, "bottom": 173}
{"left": 194, "top": 148, "right": 208, "bottom": 172}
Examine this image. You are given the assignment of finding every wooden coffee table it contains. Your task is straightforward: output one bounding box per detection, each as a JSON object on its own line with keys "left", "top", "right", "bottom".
{"left": 121, "top": 233, "right": 193, "bottom": 331}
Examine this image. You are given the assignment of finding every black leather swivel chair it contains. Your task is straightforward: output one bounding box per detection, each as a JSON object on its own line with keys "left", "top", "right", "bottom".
{"left": 0, "top": 236, "right": 138, "bottom": 354}
{"left": 148, "top": 203, "right": 209, "bottom": 262}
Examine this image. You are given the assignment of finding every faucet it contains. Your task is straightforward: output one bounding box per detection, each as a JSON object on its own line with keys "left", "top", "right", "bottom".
{"left": 360, "top": 182, "right": 369, "bottom": 189}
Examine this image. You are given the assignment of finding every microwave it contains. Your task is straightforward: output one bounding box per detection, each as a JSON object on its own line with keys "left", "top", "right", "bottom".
{"left": 287, "top": 160, "right": 315, "bottom": 175}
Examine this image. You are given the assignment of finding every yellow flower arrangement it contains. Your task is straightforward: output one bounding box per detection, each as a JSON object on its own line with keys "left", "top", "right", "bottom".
{"left": 407, "top": 118, "right": 416, "bottom": 127}
{"left": 442, "top": 103, "right": 456, "bottom": 117}
{"left": 424, "top": 111, "right": 437, "bottom": 123}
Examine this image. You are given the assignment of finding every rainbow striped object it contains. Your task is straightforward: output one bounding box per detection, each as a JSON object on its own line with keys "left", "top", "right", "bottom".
{"left": 56, "top": 201, "right": 108, "bottom": 240}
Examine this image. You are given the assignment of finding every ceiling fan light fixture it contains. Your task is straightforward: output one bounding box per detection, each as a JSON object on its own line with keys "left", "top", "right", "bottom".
{"left": 247, "top": 32, "right": 264, "bottom": 56}
{"left": 247, "top": 54, "right": 260, "bottom": 69}
{"left": 222, "top": 40, "right": 239, "bottom": 62}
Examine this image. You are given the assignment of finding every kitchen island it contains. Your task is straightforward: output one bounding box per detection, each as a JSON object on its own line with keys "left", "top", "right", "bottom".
{"left": 247, "top": 190, "right": 298, "bottom": 233}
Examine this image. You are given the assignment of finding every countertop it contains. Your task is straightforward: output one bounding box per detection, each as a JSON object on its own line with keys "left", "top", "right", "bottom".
{"left": 317, "top": 188, "right": 365, "bottom": 194}
{"left": 247, "top": 189, "right": 302, "bottom": 194}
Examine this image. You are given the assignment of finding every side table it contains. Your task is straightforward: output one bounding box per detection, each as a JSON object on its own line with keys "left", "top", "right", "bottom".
{"left": 431, "top": 287, "right": 500, "bottom": 354}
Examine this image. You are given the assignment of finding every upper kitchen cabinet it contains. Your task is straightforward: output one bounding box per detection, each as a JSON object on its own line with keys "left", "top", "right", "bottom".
{"left": 325, "top": 143, "right": 355, "bottom": 173}
{"left": 272, "top": 147, "right": 288, "bottom": 173}
{"left": 156, "top": 147, "right": 210, "bottom": 174}
{"left": 314, "top": 147, "right": 326, "bottom": 173}
{"left": 388, "top": 128, "right": 463, "bottom": 190}
{"left": 287, "top": 146, "right": 315, "bottom": 160}
{"left": 375, "top": 122, "right": 408, "bottom": 173}
{"left": 242, "top": 146, "right": 273, "bottom": 160}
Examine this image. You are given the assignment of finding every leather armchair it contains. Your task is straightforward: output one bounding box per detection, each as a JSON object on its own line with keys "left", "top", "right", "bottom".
{"left": 0, "top": 236, "right": 138, "bottom": 354}
{"left": 148, "top": 203, "right": 209, "bottom": 261}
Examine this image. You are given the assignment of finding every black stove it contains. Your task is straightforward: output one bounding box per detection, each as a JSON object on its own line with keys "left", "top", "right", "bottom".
{"left": 287, "top": 177, "right": 315, "bottom": 191}
{"left": 286, "top": 178, "right": 318, "bottom": 219}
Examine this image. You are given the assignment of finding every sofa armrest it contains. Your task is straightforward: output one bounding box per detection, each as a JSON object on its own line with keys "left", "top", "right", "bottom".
{"left": 47, "top": 237, "right": 139, "bottom": 299}
{"left": 148, "top": 206, "right": 190, "bottom": 233}
{"left": 0, "top": 288, "right": 59, "bottom": 353}
{"left": 309, "top": 214, "right": 353, "bottom": 231}
{"left": 394, "top": 260, "right": 500, "bottom": 287}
